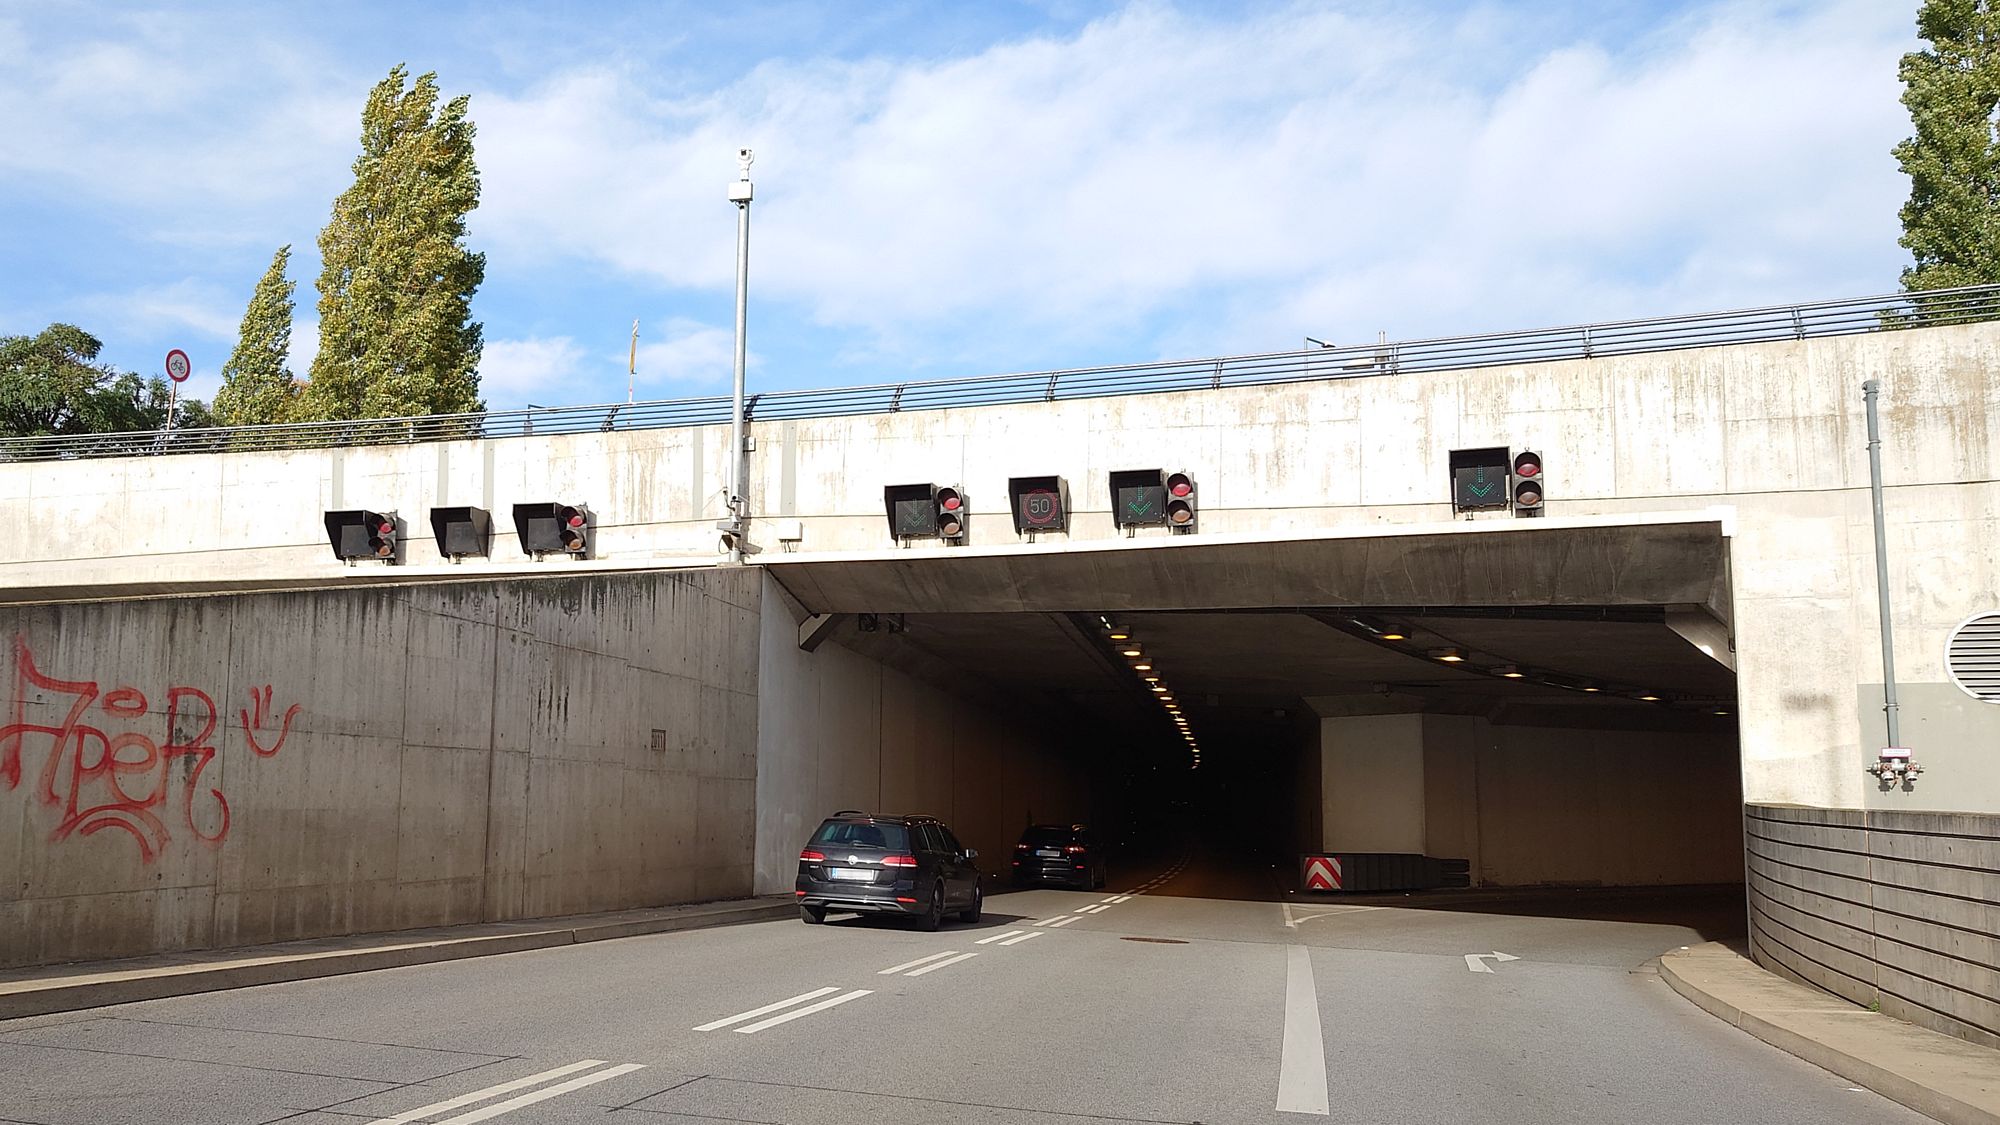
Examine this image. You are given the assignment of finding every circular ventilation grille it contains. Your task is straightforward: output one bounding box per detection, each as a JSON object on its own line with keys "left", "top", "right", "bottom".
{"left": 1947, "top": 612, "right": 2000, "bottom": 703}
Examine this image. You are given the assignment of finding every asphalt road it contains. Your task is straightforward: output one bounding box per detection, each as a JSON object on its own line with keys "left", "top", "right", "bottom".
{"left": 0, "top": 852, "right": 1930, "bottom": 1125}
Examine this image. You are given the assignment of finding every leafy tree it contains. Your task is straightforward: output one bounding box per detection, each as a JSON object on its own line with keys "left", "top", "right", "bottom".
{"left": 298, "top": 65, "right": 486, "bottom": 422}
{"left": 1895, "top": 0, "right": 2000, "bottom": 292}
{"left": 212, "top": 245, "right": 299, "bottom": 426}
{"left": 0, "top": 324, "right": 208, "bottom": 438}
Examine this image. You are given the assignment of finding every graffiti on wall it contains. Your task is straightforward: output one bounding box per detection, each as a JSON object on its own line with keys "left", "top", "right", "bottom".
{"left": 0, "top": 637, "right": 302, "bottom": 862}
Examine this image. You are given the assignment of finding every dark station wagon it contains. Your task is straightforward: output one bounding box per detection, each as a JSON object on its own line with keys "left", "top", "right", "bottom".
{"left": 796, "top": 811, "right": 983, "bottom": 930}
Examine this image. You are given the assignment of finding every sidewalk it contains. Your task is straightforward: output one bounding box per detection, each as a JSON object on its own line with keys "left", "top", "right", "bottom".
{"left": 0, "top": 895, "right": 796, "bottom": 1020}
{"left": 1660, "top": 942, "right": 2000, "bottom": 1125}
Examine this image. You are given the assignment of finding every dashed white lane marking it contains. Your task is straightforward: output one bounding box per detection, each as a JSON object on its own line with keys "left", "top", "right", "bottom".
{"left": 879, "top": 951, "right": 960, "bottom": 974}
{"left": 1103, "top": 895, "right": 1132, "bottom": 903}
{"left": 1047, "top": 916, "right": 1080, "bottom": 928}
{"left": 430, "top": 1063, "right": 647, "bottom": 1124}
{"left": 734, "top": 989, "right": 873, "bottom": 1034}
{"left": 365, "top": 1060, "right": 612, "bottom": 1125}
{"left": 997, "top": 931, "right": 1044, "bottom": 946}
{"left": 1033, "top": 915, "right": 1075, "bottom": 927}
{"left": 693, "top": 987, "right": 839, "bottom": 1031}
{"left": 1277, "top": 945, "right": 1330, "bottom": 1115}
{"left": 1073, "top": 904, "right": 1108, "bottom": 914}
{"left": 976, "top": 930, "right": 1025, "bottom": 945}
{"left": 905, "top": 951, "right": 978, "bottom": 976}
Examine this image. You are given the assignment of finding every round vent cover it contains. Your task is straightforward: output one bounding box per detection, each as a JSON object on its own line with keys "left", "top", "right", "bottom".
{"left": 1946, "top": 612, "right": 2000, "bottom": 703}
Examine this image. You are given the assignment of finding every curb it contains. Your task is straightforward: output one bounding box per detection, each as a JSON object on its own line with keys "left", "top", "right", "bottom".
{"left": 1659, "top": 943, "right": 2000, "bottom": 1125}
{"left": 0, "top": 899, "right": 797, "bottom": 1020}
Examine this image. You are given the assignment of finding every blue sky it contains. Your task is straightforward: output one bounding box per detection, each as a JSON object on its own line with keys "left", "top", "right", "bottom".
{"left": 1, "top": 1, "right": 1917, "bottom": 412}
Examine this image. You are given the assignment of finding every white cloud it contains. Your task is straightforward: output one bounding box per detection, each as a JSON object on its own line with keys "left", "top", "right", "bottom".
{"left": 478, "top": 336, "right": 589, "bottom": 401}
{"left": 471, "top": 0, "right": 1913, "bottom": 360}
{"left": 632, "top": 318, "right": 738, "bottom": 387}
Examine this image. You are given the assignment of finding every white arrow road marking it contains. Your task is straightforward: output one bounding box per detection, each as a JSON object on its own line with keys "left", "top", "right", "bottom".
{"left": 1464, "top": 952, "right": 1521, "bottom": 974}
{"left": 364, "top": 1060, "right": 611, "bottom": 1125}
{"left": 429, "top": 1064, "right": 647, "bottom": 1125}
{"left": 975, "top": 930, "right": 1025, "bottom": 945}
{"left": 694, "top": 987, "right": 838, "bottom": 1031}
{"left": 1281, "top": 902, "right": 1381, "bottom": 929}
{"left": 905, "top": 951, "right": 978, "bottom": 976}
{"left": 734, "top": 989, "right": 872, "bottom": 1034}
{"left": 998, "top": 931, "right": 1044, "bottom": 946}
{"left": 879, "top": 951, "right": 959, "bottom": 974}
{"left": 1276, "top": 945, "right": 1329, "bottom": 1115}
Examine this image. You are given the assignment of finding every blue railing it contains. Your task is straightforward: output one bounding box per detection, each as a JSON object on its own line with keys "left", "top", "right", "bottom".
{"left": 5, "top": 284, "right": 1996, "bottom": 462}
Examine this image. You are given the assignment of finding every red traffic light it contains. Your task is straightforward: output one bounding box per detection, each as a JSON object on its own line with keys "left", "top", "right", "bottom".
{"left": 1165, "top": 472, "right": 1196, "bottom": 528}
{"left": 936, "top": 486, "right": 967, "bottom": 540}
{"left": 1512, "top": 451, "right": 1544, "bottom": 514}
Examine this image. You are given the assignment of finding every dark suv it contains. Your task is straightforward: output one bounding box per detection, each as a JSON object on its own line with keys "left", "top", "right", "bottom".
{"left": 796, "top": 812, "right": 982, "bottom": 930}
{"left": 1011, "top": 823, "right": 1107, "bottom": 889}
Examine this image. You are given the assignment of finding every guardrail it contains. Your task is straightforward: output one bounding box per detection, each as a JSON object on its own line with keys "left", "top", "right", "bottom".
{"left": 7, "top": 284, "right": 1998, "bottom": 462}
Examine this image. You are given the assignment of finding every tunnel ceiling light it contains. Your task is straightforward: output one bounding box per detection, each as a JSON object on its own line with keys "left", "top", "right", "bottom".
{"left": 1152, "top": 685, "right": 1168, "bottom": 693}
{"left": 1429, "top": 648, "right": 1466, "bottom": 663}
{"left": 1580, "top": 683, "right": 1602, "bottom": 693}
{"left": 1636, "top": 693, "right": 1662, "bottom": 702}
{"left": 1132, "top": 661, "right": 1153, "bottom": 671}
{"left": 1109, "top": 631, "right": 1130, "bottom": 640}
{"left": 1713, "top": 708, "right": 1732, "bottom": 716}
{"left": 1379, "top": 632, "right": 1407, "bottom": 641}
{"left": 1496, "top": 665, "right": 1526, "bottom": 679}
{"left": 1120, "top": 647, "right": 1142, "bottom": 657}
{"left": 1144, "top": 675, "right": 1161, "bottom": 683}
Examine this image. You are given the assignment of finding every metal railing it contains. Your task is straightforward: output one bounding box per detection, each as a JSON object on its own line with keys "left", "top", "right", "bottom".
{"left": 7, "top": 284, "right": 1998, "bottom": 463}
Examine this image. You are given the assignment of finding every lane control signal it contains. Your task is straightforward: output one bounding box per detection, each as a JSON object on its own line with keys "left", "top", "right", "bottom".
{"left": 1512, "top": 450, "right": 1544, "bottom": 517}
{"left": 1109, "top": 468, "right": 1168, "bottom": 529}
{"left": 513, "top": 502, "right": 592, "bottom": 558}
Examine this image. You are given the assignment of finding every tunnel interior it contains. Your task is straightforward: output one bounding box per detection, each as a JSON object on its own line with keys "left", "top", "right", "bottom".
{"left": 772, "top": 520, "right": 1744, "bottom": 910}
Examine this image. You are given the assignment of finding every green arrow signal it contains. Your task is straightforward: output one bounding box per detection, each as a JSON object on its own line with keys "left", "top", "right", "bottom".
{"left": 1468, "top": 468, "right": 1496, "bottom": 498}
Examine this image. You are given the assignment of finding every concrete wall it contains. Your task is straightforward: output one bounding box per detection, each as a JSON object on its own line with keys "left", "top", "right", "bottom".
{"left": 752, "top": 574, "right": 1086, "bottom": 895}
{"left": 0, "top": 570, "right": 760, "bottom": 968}
{"left": 1318, "top": 709, "right": 1739, "bottom": 887}
{"left": 1747, "top": 804, "right": 2000, "bottom": 1048}
{"left": 8, "top": 322, "right": 2000, "bottom": 818}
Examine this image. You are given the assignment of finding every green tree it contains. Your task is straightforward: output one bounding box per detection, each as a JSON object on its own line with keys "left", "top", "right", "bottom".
{"left": 1895, "top": 0, "right": 2000, "bottom": 292}
{"left": 298, "top": 65, "right": 486, "bottom": 422}
{"left": 0, "top": 324, "right": 208, "bottom": 438}
{"left": 212, "top": 245, "right": 299, "bottom": 426}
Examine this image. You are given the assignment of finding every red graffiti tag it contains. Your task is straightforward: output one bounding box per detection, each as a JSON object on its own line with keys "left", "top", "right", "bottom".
{"left": 0, "top": 638, "right": 300, "bottom": 862}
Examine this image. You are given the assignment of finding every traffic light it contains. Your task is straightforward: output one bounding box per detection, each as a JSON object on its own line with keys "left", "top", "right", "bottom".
{"left": 1007, "top": 475, "right": 1069, "bottom": 535}
{"left": 512, "top": 502, "right": 591, "bottom": 558}
{"left": 935, "top": 485, "right": 967, "bottom": 541}
{"left": 323, "top": 510, "right": 399, "bottom": 563}
{"left": 1512, "top": 451, "right": 1544, "bottom": 517}
{"left": 429, "top": 506, "right": 492, "bottom": 560}
{"left": 1165, "top": 471, "right": 1197, "bottom": 531}
{"left": 1449, "top": 447, "right": 1511, "bottom": 513}
{"left": 1109, "top": 469, "right": 1168, "bottom": 529}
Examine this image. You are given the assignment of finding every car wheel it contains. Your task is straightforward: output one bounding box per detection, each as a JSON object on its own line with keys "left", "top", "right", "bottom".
{"left": 959, "top": 884, "right": 983, "bottom": 923}
{"left": 800, "top": 904, "right": 826, "bottom": 925}
{"left": 920, "top": 882, "right": 945, "bottom": 931}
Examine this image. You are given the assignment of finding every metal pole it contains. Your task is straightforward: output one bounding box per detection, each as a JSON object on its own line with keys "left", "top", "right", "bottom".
{"left": 726, "top": 149, "right": 754, "bottom": 562}
{"left": 1863, "top": 378, "right": 1900, "bottom": 749}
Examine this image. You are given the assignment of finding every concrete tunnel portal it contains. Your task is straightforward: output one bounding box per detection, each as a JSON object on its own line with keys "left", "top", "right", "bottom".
{"left": 763, "top": 513, "right": 1745, "bottom": 897}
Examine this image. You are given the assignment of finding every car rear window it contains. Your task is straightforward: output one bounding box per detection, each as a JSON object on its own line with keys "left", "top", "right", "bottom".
{"left": 811, "top": 821, "right": 909, "bottom": 850}
{"left": 1018, "top": 827, "right": 1076, "bottom": 846}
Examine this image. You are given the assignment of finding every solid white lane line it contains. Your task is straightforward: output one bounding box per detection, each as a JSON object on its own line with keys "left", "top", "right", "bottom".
{"left": 1047, "top": 916, "right": 1080, "bottom": 928}
{"left": 693, "top": 987, "right": 839, "bottom": 1031}
{"left": 431, "top": 1063, "right": 647, "bottom": 1125}
{"left": 1277, "top": 945, "right": 1330, "bottom": 1115}
{"left": 998, "top": 931, "right": 1044, "bottom": 946}
{"left": 364, "top": 1060, "right": 610, "bottom": 1125}
{"left": 975, "top": 930, "right": 1025, "bottom": 945}
{"left": 905, "top": 951, "right": 978, "bottom": 976}
{"left": 879, "top": 951, "right": 959, "bottom": 974}
{"left": 734, "top": 989, "right": 872, "bottom": 1034}
{"left": 1033, "top": 915, "right": 1074, "bottom": 927}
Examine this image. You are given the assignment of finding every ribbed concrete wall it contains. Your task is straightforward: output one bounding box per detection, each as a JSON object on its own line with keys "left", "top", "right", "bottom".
{"left": 0, "top": 571, "right": 761, "bottom": 968}
{"left": 1746, "top": 803, "right": 2000, "bottom": 1048}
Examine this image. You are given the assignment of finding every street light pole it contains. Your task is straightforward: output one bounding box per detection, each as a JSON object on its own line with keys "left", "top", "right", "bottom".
{"left": 1863, "top": 378, "right": 1901, "bottom": 750}
{"left": 724, "top": 149, "right": 754, "bottom": 561}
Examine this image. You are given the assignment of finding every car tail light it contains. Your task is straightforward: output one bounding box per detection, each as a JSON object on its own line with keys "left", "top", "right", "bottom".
{"left": 894, "top": 896, "right": 918, "bottom": 904}
{"left": 795, "top": 889, "right": 807, "bottom": 896}
{"left": 1015, "top": 843, "right": 1030, "bottom": 850}
{"left": 1064, "top": 845, "right": 1086, "bottom": 854}
{"left": 799, "top": 849, "right": 826, "bottom": 862}
{"left": 881, "top": 855, "right": 918, "bottom": 867}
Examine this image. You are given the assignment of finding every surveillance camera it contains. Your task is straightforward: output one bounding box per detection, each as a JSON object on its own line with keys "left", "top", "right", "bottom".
{"left": 739, "top": 148, "right": 751, "bottom": 158}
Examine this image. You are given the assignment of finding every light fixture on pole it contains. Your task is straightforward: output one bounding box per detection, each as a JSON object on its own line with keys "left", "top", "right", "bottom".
{"left": 721, "top": 148, "right": 755, "bottom": 560}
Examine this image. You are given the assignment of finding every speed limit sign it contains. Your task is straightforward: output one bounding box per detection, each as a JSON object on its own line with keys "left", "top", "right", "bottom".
{"left": 165, "top": 349, "right": 191, "bottom": 383}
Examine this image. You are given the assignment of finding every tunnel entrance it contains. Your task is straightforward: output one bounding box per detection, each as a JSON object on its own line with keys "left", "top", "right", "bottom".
{"left": 763, "top": 514, "right": 1742, "bottom": 906}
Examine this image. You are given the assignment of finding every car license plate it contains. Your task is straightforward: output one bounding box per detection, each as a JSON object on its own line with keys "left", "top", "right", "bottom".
{"left": 1035, "top": 849, "right": 1061, "bottom": 858}
{"left": 829, "top": 868, "right": 874, "bottom": 881}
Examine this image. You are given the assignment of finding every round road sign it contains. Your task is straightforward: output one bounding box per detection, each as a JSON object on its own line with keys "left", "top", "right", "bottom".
{"left": 165, "top": 349, "right": 191, "bottom": 383}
